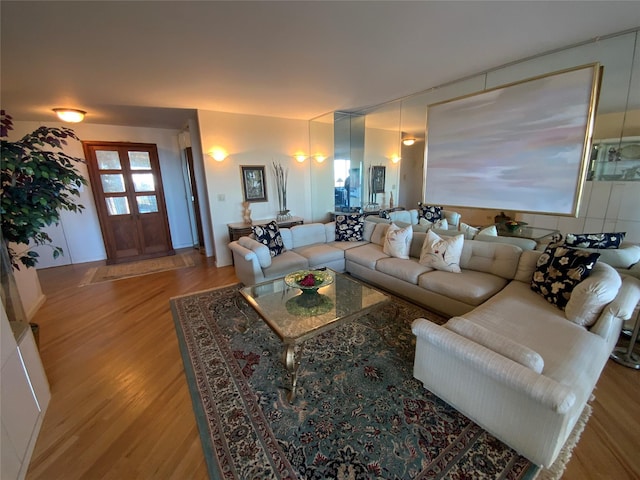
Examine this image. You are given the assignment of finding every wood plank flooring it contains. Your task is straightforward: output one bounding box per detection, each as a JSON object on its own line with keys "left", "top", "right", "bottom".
{"left": 25, "top": 251, "right": 640, "bottom": 479}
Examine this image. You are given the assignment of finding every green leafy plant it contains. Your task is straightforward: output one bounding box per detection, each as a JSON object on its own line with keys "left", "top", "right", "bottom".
{"left": 1, "top": 110, "right": 87, "bottom": 269}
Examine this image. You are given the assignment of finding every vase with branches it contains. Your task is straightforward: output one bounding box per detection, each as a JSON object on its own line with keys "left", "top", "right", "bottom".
{"left": 272, "top": 161, "right": 290, "bottom": 220}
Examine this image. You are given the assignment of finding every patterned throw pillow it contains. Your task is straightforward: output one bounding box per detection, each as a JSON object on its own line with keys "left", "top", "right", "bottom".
{"left": 564, "top": 232, "right": 625, "bottom": 249}
{"left": 418, "top": 230, "right": 464, "bottom": 273}
{"left": 417, "top": 204, "right": 442, "bottom": 223}
{"left": 251, "top": 221, "right": 285, "bottom": 257}
{"left": 335, "top": 213, "right": 365, "bottom": 241}
{"left": 383, "top": 223, "right": 413, "bottom": 259}
{"left": 531, "top": 244, "right": 600, "bottom": 310}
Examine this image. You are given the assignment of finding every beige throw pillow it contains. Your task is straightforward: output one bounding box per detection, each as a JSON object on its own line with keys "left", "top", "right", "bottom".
{"left": 383, "top": 223, "right": 413, "bottom": 259}
{"left": 459, "top": 222, "right": 479, "bottom": 240}
{"left": 477, "top": 225, "right": 498, "bottom": 237}
{"left": 419, "top": 230, "right": 463, "bottom": 273}
{"left": 418, "top": 217, "right": 448, "bottom": 230}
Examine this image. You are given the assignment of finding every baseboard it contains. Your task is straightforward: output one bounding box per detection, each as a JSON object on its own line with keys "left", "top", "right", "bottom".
{"left": 25, "top": 293, "right": 46, "bottom": 321}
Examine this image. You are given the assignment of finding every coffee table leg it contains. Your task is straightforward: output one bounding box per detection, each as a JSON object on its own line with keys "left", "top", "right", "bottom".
{"left": 283, "top": 343, "right": 300, "bottom": 402}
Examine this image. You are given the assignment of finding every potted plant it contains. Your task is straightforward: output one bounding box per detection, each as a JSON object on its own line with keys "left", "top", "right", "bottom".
{"left": 0, "top": 110, "right": 87, "bottom": 328}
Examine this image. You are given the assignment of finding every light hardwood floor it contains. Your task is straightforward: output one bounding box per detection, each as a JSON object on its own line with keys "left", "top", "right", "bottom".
{"left": 25, "top": 251, "right": 639, "bottom": 479}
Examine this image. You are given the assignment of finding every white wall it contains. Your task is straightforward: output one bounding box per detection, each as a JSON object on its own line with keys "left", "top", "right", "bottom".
{"left": 7, "top": 121, "right": 193, "bottom": 268}
{"left": 196, "top": 110, "right": 311, "bottom": 266}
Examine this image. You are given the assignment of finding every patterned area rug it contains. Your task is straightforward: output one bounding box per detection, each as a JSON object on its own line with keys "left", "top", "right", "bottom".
{"left": 171, "top": 284, "right": 585, "bottom": 480}
{"left": 80, "top": 254, "right": 195, "bottom": 286}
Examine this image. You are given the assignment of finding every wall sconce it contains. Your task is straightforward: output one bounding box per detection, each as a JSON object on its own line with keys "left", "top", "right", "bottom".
{"left": 314, "top": 154, "right": 326, "bottom": 163}
{"left": 53, "top": 108, "right": 86, "bottom": 123}
{"left": 391, "top": 155, "right": 401, "bottom": 164}
{"left": 402, "top": 138, "right": 416, "bottom": 146}
{"left": 294, "top": 153, "right": 307, "bottom": 163}
{"left": 208, "top": 148, "right": 228, "bottom": 162}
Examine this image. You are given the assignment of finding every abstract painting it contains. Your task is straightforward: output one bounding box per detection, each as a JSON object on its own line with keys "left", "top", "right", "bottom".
{"left": 425, "top": 64, "right": 601, "bottom": 216}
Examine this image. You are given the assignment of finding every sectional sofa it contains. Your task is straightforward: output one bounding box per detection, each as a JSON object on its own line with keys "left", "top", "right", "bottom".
{"left": 228, "top": 219, "right": 640, "bottom": 467}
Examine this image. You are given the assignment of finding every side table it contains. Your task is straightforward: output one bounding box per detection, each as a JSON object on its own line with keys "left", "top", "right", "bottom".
{"left": 227, "top": 216, "right": 304, "bottom": 242}
{"left": 610, "top": 307, "right": 640, "bottom": 369}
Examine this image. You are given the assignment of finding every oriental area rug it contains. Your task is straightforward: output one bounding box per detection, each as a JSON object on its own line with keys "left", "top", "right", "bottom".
{"left": 171, "top": 284, "right": 589, "bottom": 480}
{"left": 79, "top": 253, "right": 194, "bottom": 286}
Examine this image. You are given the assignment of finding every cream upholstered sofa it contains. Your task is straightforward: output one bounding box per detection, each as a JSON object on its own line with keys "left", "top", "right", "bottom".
{"left": 228, "top": 220, "right": 639, "bottom": 467}
{"left": 412, "top": 251, "right": 640, "bottom": 467}
{"left": 228, "top": 221, "right": 372, "bottom": 285}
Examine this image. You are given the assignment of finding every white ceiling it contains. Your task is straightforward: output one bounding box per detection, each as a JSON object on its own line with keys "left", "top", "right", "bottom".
{"left": 2, "top": 1, "right": 639, "bottom": 130}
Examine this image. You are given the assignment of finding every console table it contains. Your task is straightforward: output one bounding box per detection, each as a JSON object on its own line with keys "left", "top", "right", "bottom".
{"left": 227, "top": 216, "right": 304, "bottom": 241}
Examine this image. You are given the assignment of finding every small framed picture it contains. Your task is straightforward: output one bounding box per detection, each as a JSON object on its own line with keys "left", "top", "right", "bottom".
{"left": 372, "top": 166, "right": 386, "bottom": 194}
{"left": 241, "top": 165, "right": 267, "bottom": 202}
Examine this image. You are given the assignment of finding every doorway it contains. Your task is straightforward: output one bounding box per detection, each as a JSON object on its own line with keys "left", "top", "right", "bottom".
{"left": 83, "top": 141, "right": 175, "bottom": 264}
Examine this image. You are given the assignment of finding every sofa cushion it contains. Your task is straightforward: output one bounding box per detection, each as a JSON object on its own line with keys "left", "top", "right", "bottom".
{"left": 419, "top": 269, "right": 509, "bottom": 306}
{"left": 388, "top": 210, "right": 413, "bottom": 224}
{"left": 293, "top": 243, "right": 344, "bottom": 267}
{"left": 291, "top": 223, "right": 327, "bottom": 248}
{"left": 376, "top": 257, "right": 433, "bottom": 284}
{"left": 238, "top": 236, "right": 272, "bottom": 268}
{"left": 568, "top": 242, "right": 640, "bottom": 269}
{"left": 446, "top": 317, "right": 544, "bottom": 373}
{"left": 370, "top": 222, "right": 391, "bottom": 246}
{"left": 531, "top": 244, "right": 600, "bottom": 310}
{"left": 335, "top": 213, "right": 365, "bottom": 241}
{"left": 383, "top": 223, "right": 413, "bottom": 259}
{"left": 564, "top": 232, "right": 625, "bottom": 249}
{"left": 564, "top": 261, "right": 622, "bottom": 327}
{"left": 344, "top": 243, "right": 388, "bottom": 270}
{"left": 252, "top": 221, "right": 285, "bottom": 257}
{"left": 459, "top": 239, "right": 522, "bottom": 279}
{"left": 324, "top": 222, "right": 336, "bottom": 242}
{"left": 261, "top": 251, "right": 308, "bottom": 278}
{"left": 419, "top": 230, "right": 464, "bottom": 273}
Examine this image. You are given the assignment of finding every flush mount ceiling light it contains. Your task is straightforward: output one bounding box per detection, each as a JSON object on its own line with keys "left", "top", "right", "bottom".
{"left": 402, "top": 138, "right": 416, "bottom": 146}
{"left": 53, "top": 108, "right": 86, "bottom": 123}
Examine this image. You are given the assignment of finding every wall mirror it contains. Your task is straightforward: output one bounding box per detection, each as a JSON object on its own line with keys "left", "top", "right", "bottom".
{"left": 361, "top": 100, "right": 401, "bottom": 211}
{"left": 309, "top": 111, "right": 334, "bottom": 222}
{"left": 333, "top": 112, "right": 364, "bottom": 213}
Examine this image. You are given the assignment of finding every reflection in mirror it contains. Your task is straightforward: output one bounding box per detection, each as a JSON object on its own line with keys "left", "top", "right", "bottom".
{"left": 361, "top": 100, "right": 401, "bottom": 211}
{"left": 333, "top": 112, "right": 364, "bottom": 212}
{"left": 589, "top": 31, "right": 640, "bottom": 181}
{"left": 309, "top": 112, "right": 334, "bottom": 222}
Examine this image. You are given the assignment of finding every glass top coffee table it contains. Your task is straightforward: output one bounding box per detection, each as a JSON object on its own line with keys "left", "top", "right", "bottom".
{"left": 240, "top": 269, "right": 389, "bottom": 401}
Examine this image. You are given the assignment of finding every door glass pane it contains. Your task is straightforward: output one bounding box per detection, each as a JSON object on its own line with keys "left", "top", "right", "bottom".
{"left": 129, "top": 151, "right": 151, "bottom": 170}
{"left": 132, "top": 173, "right": 155, "bottom": 192}
{"left": 100, "top": 174, "right": 126, "bottom": 193}
{"left": 96, "top": 150, "right": 122, "bottom": 170}
{"left": 137, "top": 195, "right": 158, "bottom": 213}
{"left": 105, "top": 197, "right": 130, "bottom": 215}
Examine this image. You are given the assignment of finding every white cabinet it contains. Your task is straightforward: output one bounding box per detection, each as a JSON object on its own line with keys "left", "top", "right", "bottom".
{"left": 1, "top": 303, "right": 50, "bottom": 480}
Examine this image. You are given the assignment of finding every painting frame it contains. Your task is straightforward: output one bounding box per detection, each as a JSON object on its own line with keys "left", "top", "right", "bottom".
{"left": 241, "top": 165, "right": 267, "bottom": 203}
{"left": 425, "top": 63, "right": 601, "bottom": 217}
{"left": 371, "top": 166, "right": 386, "bottom": 194}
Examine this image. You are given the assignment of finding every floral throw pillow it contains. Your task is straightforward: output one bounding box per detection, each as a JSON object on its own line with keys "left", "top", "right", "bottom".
{"left": 335, "top": 213, "right": 365, "bottom": 241}
{"left": 564, "top": 232, "right": 625, "bottom": 249}
{"left": 252, "top": 221, "right": 285, "bottom": 257}
{"left": 531, "top": 244, "right": 600, "bottom": 310}
{"left": 417, "top": 203, "right": 442, "bottom": 223}
{"left": 418, "top": 230, "right": 464, "bottom": 273}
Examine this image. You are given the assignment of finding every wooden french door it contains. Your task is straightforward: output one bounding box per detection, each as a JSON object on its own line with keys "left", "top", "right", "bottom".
{"left": 83, "top": 141, "right": 175, "bottom": 264}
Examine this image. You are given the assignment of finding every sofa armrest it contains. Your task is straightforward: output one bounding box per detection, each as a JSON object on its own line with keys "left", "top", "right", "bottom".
{"left": 228, "top": 241, "right": 266, "bottom": 285}
{"left": 412, "top": 318, "right": 576, "bottom": 414}
{"left": 590, "top": 275, "right": 640, "bottom": 342}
